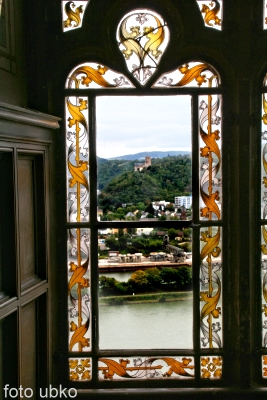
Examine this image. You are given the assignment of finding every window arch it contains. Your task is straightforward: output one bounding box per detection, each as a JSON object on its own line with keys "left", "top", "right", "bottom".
{"left": 64, "top": 6, "right": 223, "bottom": 386}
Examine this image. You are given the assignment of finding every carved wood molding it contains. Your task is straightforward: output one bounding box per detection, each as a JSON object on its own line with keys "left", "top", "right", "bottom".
{"left": 0, "top": 102, "right": 61, "bottom": 129}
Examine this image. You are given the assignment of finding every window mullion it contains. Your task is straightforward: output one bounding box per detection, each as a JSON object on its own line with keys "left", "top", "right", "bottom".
{"left": 88, "top": 94, "right": 100, "bottom": 383}
{"left": 191, "top": 93, "right": 201, "bottom": 382}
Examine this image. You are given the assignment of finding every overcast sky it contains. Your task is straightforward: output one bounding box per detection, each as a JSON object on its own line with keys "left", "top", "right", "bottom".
{"left": 96, "top": 96, "right": 191, "bottom": 159}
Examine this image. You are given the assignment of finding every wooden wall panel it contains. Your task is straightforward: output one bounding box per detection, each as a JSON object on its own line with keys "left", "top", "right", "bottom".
{"left": 17, "top": 156, "right": 37, "bottom": 290}
{"left": 0, "top": 151, "right": 16, "bottom": 301}
{"left": 0, "top": 312, "right": 18, "bottom": 392}
{"left": 21, "top": 301, "right": 37, "bottom": 398}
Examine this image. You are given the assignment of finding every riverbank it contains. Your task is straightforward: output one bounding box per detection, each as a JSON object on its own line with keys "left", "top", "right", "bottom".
{"left": 99, "top": 290, "right": 192, "bottom": 306}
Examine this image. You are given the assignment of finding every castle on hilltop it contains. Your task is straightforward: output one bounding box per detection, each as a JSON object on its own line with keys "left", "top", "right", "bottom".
{"left": 134, "top": 156, "right": 151, "bottom": 172}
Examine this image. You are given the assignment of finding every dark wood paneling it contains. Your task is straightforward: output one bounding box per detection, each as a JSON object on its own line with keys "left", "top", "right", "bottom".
{"left": 0, "top": 151, "right": 16, "bottom": 301}
{"left": 21, "top": 301, "right": 37, "bottom": 398}
{"left": 17, "top": 156, "right": 37, "bottom": 289}
{"left": 0, "top": 312, "right": 18, "bottom": 393}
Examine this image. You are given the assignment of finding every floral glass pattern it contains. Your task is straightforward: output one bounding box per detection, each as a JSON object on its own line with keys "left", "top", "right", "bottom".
{"left": 261, "top": 227, "right": 267, "bottom": 348}
{"left": 199, "top": 94, "right": 222, "bottom": 221}
{"left": 66, "top": 63, "right": 134, "bottom": 89}
{"left": 69, "top": 358, "right": 91, "bottom": 381}
{"left": 264, "top": 1, "right": 267, "bottom": 29}
{"left": 154, "top": 62, "right": 220, "bottom": 88}
{"left": 62, "top": 1, "right": 89, "bottom": 32}
{"left": 200, "top": 227, "right": 222, "bottom": 348}
{"left": 68, "top": 228, "right": 90, "bottom": 352}
{"left": 66, "top": 96, "right": 89, "bottom": 222}
{"left": 117, "top": 9, "right": 169, "bottom": 85}
{"left": 262, "top": 83, "right": 267, "bottom": 351}
{"left": 98, "top": 357, "right": 194, "bottom": 380}
{"left": 196, "top": 0, "right": 222, "bottom": 30}
{"left": 200, "top": 356, "right": 222, "bottom": 379}
{"left": 262, "top": 89, "right": 267, "bottom": 219}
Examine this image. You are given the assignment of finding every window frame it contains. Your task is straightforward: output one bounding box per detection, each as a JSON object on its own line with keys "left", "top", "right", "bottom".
{"left": 63, "top": 71, "right": 225, "bottom": 388}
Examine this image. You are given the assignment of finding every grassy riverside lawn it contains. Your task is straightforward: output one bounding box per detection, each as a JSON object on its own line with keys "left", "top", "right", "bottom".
{"left": 98, "top": 291, "right": 192, "bottom": 306}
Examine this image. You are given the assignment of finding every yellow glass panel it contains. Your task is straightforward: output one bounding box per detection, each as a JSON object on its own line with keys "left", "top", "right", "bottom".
{"left": 117, "top": 9, "right": 170, "bottom": 85}
{"left": 62, "top": 1, "right": 89, "bottom": 32}
{"left": 68, "top": 229, "right": 90, "bottom": 352}
{"left": 199, "top": 94, "right": 222, "bottom": 221}
{"left": 196, "top": 1, "right": 222, "bottom": 31}
{"left": 66, "top": 63, "right": 134, "bottom": 89}
{"left": 154, "top": 62, "right": 220, "bottom": 88}
{"left": 200, "top": 356, "right": 222, "bottom": 379}
{"left": 98, "top": 357, "right": 194, "bottom": 380}
{"left": 200, "top": 227, "right": 222, "bottom": 348}
{"left": 69, "top": 358, "right": 91, "bottom": 381}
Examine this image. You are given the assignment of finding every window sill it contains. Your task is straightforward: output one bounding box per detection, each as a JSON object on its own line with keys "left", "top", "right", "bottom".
{"left": 75, "top": 387, "right": 267, "bottom": 400}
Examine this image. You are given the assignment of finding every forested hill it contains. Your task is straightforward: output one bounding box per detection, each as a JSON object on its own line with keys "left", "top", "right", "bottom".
{"left": 97, "top": 158, "right": 134, "bottom": 190}
{"left": 98, "top": 155, "right": 191, "bottom": 206}
{"left": 110, "top": 150, "right": 190, "bottom": 160}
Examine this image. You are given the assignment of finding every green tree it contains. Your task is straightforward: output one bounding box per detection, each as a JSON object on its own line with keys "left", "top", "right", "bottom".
{"left": 129, "top": 270, "right": 149, "bottom": 292}
{"left": 99, "top": 276, "right": 118, "bottom": 295}
{"left": 145, "top": 268, "right": 161, "bottom": 290}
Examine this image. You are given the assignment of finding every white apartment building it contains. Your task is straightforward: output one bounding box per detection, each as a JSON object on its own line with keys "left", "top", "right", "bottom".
{"left": 175, "top": 196, "right": 192, "bottom": 209}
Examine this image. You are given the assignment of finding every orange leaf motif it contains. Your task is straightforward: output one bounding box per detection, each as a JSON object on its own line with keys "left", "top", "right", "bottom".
{"left": 201, "top": 368, "right": 211, "bottom": 379}
{"left": 176, "top": 64, "right": 208, "bottom": 87}
{"left": 72, "top": 65, "right": 115, "bottom": 88}
{"left": 200, "top": 190, "right": 220, "bottom": 219}
{"left": 261, "top": 226, "right": 267, "bottom": 256}
{"left": 67, "top": 98, "right": 88, "bottom": 131}
{"left": 68, "top": 160, "right": 89, "bottom": 190}
{"left": 69, "top": 319, "right": 90, "bottom": 351}
{"left": 99, "top": 358, "right": 132, "bottom": 380}
{"left": 68, "top": 258, "right": 89, "bottom": 292}
{"left": 158, "top": 357, "right": 194, "bottom": 377}
{"left": 200, "top": 228, "right": 221, "bottom": 262}
{"left": 201, "top": 0, "right": 221, "bottom": 27}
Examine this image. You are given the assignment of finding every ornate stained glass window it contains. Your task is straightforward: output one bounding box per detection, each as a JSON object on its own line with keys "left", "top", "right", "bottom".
{"left": 64, "top": 7, "right": 223, "bottom": 388}
{"left": 98, "top": 357, "right": 195, "bottom": 380}
{"left": 66, "top": 63, "right": 134, "bottom": 89}
{"left": 196, "top": 0, "right": 222, "bottom": 30}
{"left": 262, "top": 77, "right": 267, "bottom": 377}
{"left": 117, "top": 9, "right": 170, "bottom": 85}
{"left": 62, "top": 1, "right": 90, "bottom": 32}
{"left": 154, "top": 62, "right": 220, "bottom": 88}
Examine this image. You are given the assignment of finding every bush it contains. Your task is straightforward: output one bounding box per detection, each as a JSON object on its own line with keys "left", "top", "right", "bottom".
{"left": 99, "top": 276, "right": 118, "bottom": 295}
{"left": 160, "top": 266, "right": 192, "bottom": 290}
{"left": 99, "top": 266, "right": 192, "bottom": 297}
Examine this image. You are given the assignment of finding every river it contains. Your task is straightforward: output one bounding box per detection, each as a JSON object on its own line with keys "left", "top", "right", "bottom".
{"left": 99, "top": 297, "right": 193, "bottom": 349}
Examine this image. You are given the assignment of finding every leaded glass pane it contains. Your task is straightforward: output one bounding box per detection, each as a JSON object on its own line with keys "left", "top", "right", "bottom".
{"left": 98, "top": 357, "right": 195, "bottom": 380}
{"left": 117, "top": 9, "right": 169, "bottom": 85}
{"left": 200, "top": 356, "right": 222, "bottom": 379}
{"left": 66, "top": 96, "right": 89, "bottom": 223}
{"left": 98, "top": 228, "right": 193, "bottom": 350}
{"left": 196, "top": 1, "right": 222, "bottom": 31}
{"left": 264, "top": 1, "right": 267, "bottom": 29}
{"left": 69, "top": 358, "right": 91, "bottom": 381}
{"left": 261, "top": 226, "right": 267, "bottom": 347}
{"left": 153, "top": 62, "right": 220, "bottom": 88}
{"left": 62, "top": 1, "right": 89, "bottom": 32}
{"left": 262, "top": 93, "right": 267, "bottom": 218}
{"left": 262, "top": 356, "right": 267, "bottom": 377}
{"left": 199, "top": 94, "right": 222, "bottom": 221}
{"left": 66, "top": 63, "right": 134, "bottom": 89}
{"left": 68, "top": 228, "right": 91, "bottom": 351}
{"left": 200, "top": 227, "right": 222, "bottom": 348}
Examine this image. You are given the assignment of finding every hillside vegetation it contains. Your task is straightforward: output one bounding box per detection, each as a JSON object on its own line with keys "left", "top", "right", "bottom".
{"left": 98, "top": 155, "right": 191, "bottom": 208}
